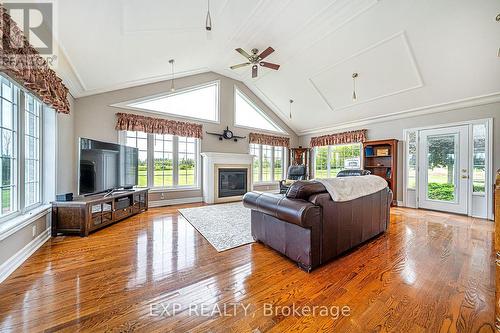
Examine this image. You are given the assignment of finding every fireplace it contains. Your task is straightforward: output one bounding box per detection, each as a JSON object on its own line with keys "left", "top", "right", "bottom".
{"left": 201, "top": 153, "right": 254, "bottom": 204}
{"left": 218, "top": 168, "right": 247, "bottom": 198}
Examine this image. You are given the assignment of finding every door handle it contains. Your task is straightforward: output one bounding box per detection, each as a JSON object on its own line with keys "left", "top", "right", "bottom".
{"left": 461, "top": 175, "right": 469, "bottom": 179}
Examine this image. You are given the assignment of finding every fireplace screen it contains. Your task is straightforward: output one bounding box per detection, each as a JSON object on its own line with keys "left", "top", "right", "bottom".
{"left": 218, "top": 168, "right": 248, "bottom": 198}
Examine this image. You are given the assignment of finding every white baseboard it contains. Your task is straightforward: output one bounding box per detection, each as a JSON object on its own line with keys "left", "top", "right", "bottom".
{"left": 397, "top": 201, "right": 404, "bottom": 207}
{"left": 149, "top": 197, "right": 203, "bottom": 208}
{"left": 0, "top": 227, "right": 51, "bottom": 284}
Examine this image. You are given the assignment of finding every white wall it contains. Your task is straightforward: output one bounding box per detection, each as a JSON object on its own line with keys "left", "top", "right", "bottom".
{"left": 72, "top": 72, "right": 299, "bottom": 200}
{"left": 56, "top": 95, "right": 76, "bottom": 194}
{"left": 299, "top": 101, "right": 499, "bottom": 202}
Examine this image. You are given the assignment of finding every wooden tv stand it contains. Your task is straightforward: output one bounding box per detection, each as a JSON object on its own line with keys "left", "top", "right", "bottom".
{"left": 52, "top": 188, "right": 149, "bottom": 237}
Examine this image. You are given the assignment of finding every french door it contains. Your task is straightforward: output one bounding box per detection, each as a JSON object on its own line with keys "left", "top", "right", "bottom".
{"left": 417, "top": 125, "right": 469, "bottom": 214}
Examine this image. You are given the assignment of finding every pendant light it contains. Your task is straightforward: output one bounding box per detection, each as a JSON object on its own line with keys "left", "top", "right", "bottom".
{"left": 352, "top": 72, "right": 358, "bottom": 101}
{"left": 205, "top": 0, "right": 212, "bottom": 31}
{"left": 289, "top": 99, "right": 294, "bottom": 119}
{"left": 169, "top": 59, "right": 175, "bottom": 92}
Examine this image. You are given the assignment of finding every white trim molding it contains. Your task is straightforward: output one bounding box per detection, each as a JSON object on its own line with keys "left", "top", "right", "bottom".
{"left": 0, "top": 205, "right": 51, "bottom": 242}
{"left": 297, "top": 92, "right": 500, "bottom": 135}
{"left": 148, "top": 197, "right": 203, "bottom": 208}
{"left": 0, "top": 227, "right": 51, "bottom": 284}
{"left": 68, "top": 68, "right": 211, "bottom": 98}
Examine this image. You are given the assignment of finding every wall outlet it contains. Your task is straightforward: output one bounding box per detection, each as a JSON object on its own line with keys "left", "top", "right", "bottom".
{"left": 32, "top": 225, "right": 37, "bottom": 237}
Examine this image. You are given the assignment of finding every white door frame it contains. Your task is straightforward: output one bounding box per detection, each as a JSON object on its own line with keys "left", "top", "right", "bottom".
{"left": 402, "top": 118, "right": 493, "bottom": 219}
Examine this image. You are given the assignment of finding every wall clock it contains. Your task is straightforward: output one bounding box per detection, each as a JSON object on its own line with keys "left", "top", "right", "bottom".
{"left": 206, "top": 126, "right": 246, "bottom": 142}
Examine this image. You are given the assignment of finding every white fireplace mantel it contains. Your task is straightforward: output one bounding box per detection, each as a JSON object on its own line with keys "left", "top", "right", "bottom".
{"left": 201, "top": 152, "right": 254, "bottom": 204}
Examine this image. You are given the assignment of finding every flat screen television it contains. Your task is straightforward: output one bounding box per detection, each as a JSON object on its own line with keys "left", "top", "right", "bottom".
{"left": 79, "top": 138, "right": 138, "bottom": 195}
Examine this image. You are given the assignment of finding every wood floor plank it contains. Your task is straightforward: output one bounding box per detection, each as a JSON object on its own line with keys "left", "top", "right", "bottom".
{"left": 0, "top": 206, "right": 495, "bottom": 332}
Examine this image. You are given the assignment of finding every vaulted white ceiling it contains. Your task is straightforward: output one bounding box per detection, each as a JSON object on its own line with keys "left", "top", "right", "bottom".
{"left": 56, "top": 0, "right": 500, "bottom": 135}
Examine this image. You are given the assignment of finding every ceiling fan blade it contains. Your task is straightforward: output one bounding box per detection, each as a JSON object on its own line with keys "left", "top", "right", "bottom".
{"left": 235, "top": 48, "right": 251, "bottom": 59}
{"left": 230, "top": 62, "right": 251, "bottom": 70}
{"left": 258, "top": 47, "right": 275, "bottom": 60}
{"left": 260, "top": 62, "right": 280, "bottom": 70}
{"left": 252, "top": 65, "right": 258, "bottom": 78}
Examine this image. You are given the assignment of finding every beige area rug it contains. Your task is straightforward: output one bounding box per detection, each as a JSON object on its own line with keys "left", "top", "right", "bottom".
{"left": 178, "top": 202, "right": 254, "bottom": 252}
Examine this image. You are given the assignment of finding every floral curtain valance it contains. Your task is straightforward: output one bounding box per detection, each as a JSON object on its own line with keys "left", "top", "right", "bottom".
{"left": 310, "top": 129, "right": 367, "bottom": 147}
{"left": 115, "top": 112, "right": 203, "bottom": 139}
{"left": 249, "top": 132, "right": 290, "bottom": 148}
{"left": 0, "top": 5, "right": 70, "bottom": 114}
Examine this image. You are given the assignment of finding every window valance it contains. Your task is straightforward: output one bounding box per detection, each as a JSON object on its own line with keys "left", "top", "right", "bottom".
{"left": 0, "top": 5, "right": 70, "bottom": 114}
{"left": 310, "top": 129, "right": 367, "bottom": 147}
{"left": 249, "top": 132, "right": 290, "bottom": 148}
{"left": 115, "top": 112, "right": 203, "bottom": 139}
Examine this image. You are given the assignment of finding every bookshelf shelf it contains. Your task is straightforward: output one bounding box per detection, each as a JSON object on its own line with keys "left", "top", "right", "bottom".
{"left": 363, "top": 139, "right": 398, "bottom": 206}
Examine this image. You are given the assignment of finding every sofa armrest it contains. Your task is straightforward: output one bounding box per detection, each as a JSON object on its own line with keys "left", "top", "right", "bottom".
{"left": 243, "top": 192, "right": 321, "bottom": 228}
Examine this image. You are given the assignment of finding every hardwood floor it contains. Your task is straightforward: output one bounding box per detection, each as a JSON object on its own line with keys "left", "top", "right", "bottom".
{"left": 0, "top": 205, "right": 495, "bottom": 332}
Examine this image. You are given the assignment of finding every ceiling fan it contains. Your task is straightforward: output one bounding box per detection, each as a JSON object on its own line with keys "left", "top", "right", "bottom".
{"left": 230, "top": 47, "right": 280, "bottom": 78}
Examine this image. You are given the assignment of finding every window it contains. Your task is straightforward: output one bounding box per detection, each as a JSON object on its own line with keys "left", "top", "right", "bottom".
{"left": 472, "top": 124, "right": 486, "bottom": 193}
{"left": 178, "top": 136, "right": 197, "bottom": 186}
{"left": 154, "top": 134, "right": 174, "bottom": 187}
{"left": 234, "top": 87, "right": 284, "bottom": 133}
{"left": 250, "top": 143, "right": 260, "bottom": 183}
{"left": 406, "top": 131, "right": 417, "bottom": 189}
{"left": 24, "top": 95, "right": 41, "bottom": 207}
{"left": 314, "top": 143, "right": 362, "bottom": 178}
{"left": 1, "top": 77, "right": 17, "bottom": 217}
{"left": 125, "top": 131, "right": 148, "bottom": 187}
{"left": 250, "top": 143, "right": 286, "bottom": 183}
{"left": 123, "top": 82, "right": 219, "bottom": 122}
{"left": 122, "top": 131, "right": 199, "bottom": 189}
{"left": 0, "top": 74, "right": 45, "bottom": 222}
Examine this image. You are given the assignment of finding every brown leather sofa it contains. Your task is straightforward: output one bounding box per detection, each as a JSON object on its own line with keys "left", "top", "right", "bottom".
{"left": 243, "top": 180, "right": 392, "bottom": 272}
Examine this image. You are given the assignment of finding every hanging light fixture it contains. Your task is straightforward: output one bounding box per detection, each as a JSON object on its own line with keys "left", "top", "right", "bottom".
{"left": 205, "top": 0, "right": 212, "bottom": 31}
{"left": 289, "top": 99, "right": 294, "bottom": 119}
{"left": 169, "top": 59, "right": 175, "bottom": 92}
{"left": 352, "top": 72, "right": 359, "bottom": 101}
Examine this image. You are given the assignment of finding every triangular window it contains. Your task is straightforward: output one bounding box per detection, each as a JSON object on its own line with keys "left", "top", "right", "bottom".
{"left": 117, "top": 81, "right": 219, "bottom": 122}
{"left": 234, "top": 87, "right": 284, "bottom": 133}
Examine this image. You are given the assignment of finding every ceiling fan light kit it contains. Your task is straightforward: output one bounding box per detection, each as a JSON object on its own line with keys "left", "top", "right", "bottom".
{"left": 230, "top": 47, "right": 281, "bottom": 78}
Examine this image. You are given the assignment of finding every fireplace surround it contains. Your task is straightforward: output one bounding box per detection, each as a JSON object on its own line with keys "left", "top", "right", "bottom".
{"left": 201, "top": 152, "right": 254, "bottom": 204}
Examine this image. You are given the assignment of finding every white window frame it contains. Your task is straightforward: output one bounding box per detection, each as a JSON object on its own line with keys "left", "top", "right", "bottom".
{"left": 0, "top": 74, "right": 44, "bottom": 224}
{"left": 23, "top": 94, "right": 43, "bottom": 211}
{"left": 249, "top": 143, "right": 287, "bottom": 184}
{"left": 111, "top": 81, "right": 220, "bottom": 124}
{"left": 119, "top": 131, "right": 200, "bottom": 191}
{"left": 234, "top": 86, "right": 287, "bottom": 135}
{"left": 312, "top": 143, "right": 363, "bottom": 179}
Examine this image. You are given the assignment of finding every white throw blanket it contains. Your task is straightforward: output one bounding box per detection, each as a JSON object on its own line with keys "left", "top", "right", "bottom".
{"left": 315, "top": 175, "right": 388, "bottom": 202}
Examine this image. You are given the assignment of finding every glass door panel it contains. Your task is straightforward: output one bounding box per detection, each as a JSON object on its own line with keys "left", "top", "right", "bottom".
{"left": 426, "top": 134, "right": 457, "bottom": 203}
{"left": 418, "top": 125, "right": 468, "bottom": 214}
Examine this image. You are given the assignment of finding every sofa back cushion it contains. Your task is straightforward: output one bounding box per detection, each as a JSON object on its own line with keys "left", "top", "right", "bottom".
{"left": 286, "top": 181, "right": 327, "bottom": 200}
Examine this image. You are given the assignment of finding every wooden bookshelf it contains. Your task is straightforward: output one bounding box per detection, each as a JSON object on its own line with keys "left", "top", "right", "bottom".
{"left": 363, "top": 139, "right": 398, "bottom": 206}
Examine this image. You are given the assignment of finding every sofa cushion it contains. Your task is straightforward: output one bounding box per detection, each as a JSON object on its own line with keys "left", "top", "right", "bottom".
{"left": 286, "top": 181, "right": 327, "bottom": 200}
{"left": 243, "top": 192, "right": 320, "bottom": 228}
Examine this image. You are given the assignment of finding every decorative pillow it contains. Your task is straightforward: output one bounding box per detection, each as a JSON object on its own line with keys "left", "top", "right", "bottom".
{"left": 286, "top": 181, "right": 327, "bottom": 200}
